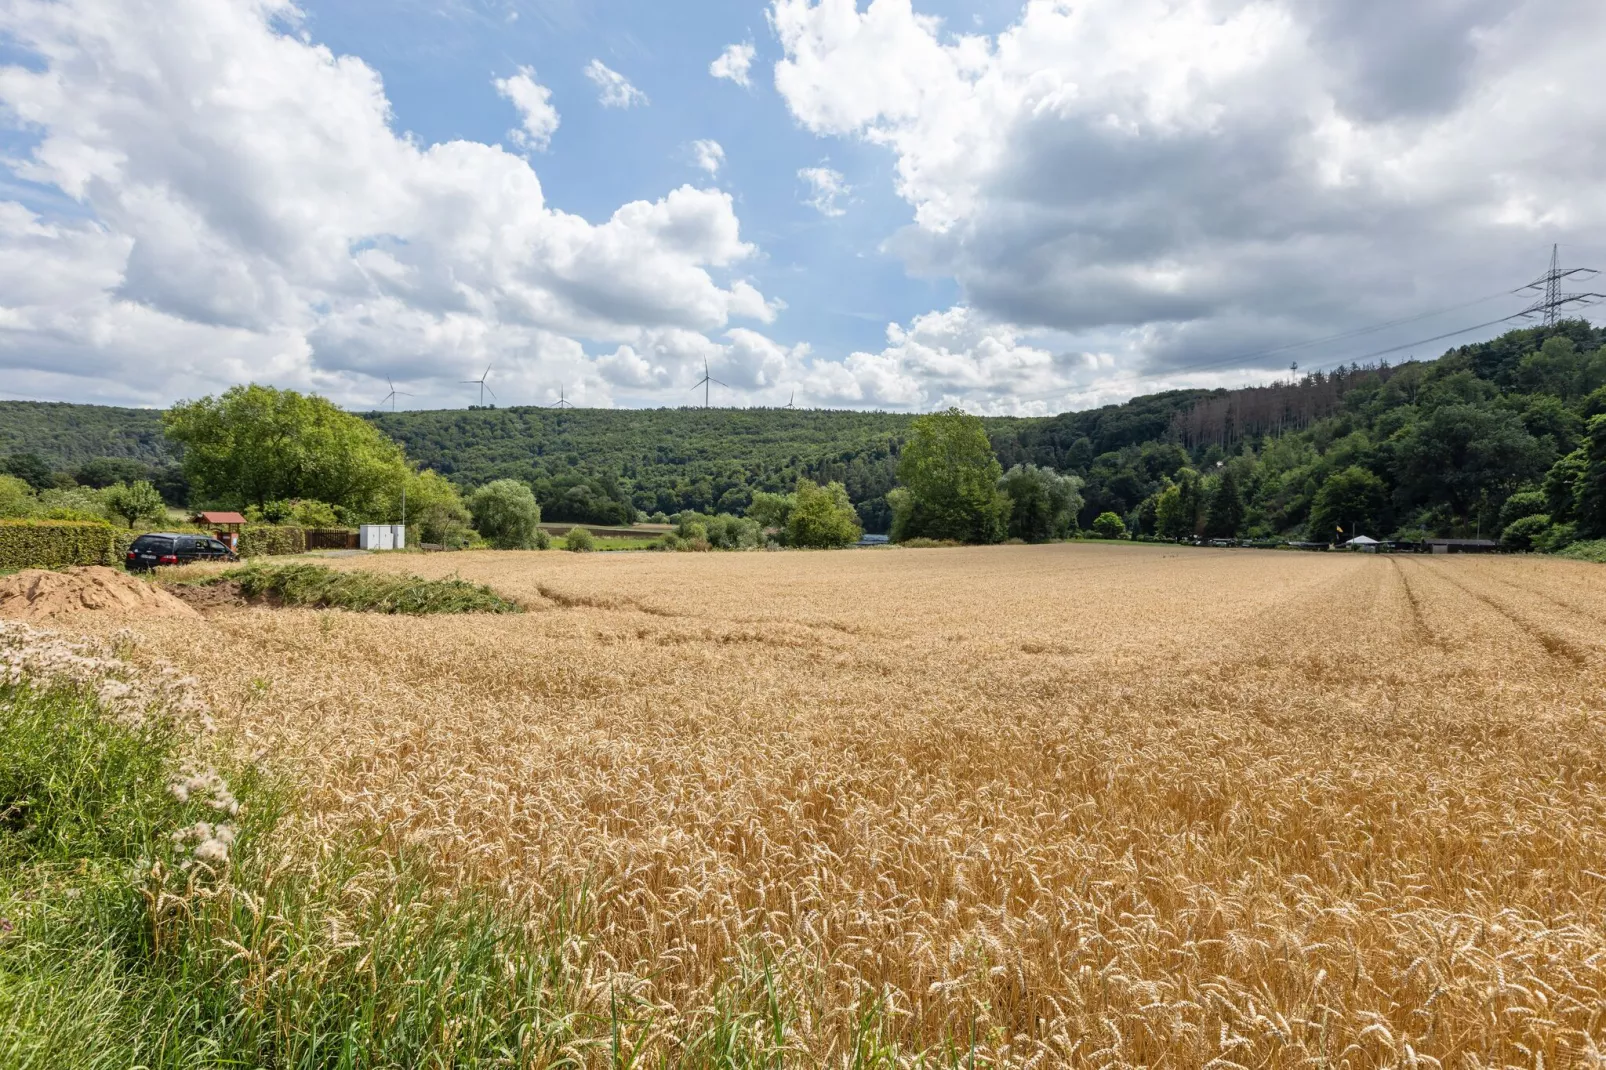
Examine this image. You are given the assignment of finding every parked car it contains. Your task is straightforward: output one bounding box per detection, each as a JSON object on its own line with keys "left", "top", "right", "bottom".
{"left": 125, "top": 532, "right": 238, "bottom": 572}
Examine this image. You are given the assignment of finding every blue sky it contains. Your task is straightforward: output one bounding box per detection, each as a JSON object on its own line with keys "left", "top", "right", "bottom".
{"left": 0, "top": 0, "right": 1601, "bottom": 413}
{"left": 293, "top": 0, "right": 965, "bottom": 367}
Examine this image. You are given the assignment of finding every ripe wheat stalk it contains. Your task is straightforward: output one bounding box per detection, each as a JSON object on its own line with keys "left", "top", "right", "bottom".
{"left": 86, "top": 545, "right": 1606, "bottom": 1066}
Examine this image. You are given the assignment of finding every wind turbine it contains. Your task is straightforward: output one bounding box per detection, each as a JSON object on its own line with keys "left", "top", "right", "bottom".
{"left": 380, "top": 377, "right": 415, "bottom": 411}
{"left": 551, "top": 385, "right": 574, "bottom": 409}
{"left": 784, "top": 389, "right": 796, "bottom": 410}
{"left": 691, "top": 359, "right": 727, "bottom": 409}
{"left": 462, "top": 364, "right": 495, "bottom": 406}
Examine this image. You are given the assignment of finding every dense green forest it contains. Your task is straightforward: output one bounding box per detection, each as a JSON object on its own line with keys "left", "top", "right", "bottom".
{"left": 3, "top": 319, "right": 1604, "bottom": 540}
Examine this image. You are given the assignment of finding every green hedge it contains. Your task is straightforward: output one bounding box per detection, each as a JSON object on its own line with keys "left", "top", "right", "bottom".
{"left": 0, "top": 519, "right": 118, "bottom": 569}
{"left": 237, "top": 525, "right": 306, "bottom": 558}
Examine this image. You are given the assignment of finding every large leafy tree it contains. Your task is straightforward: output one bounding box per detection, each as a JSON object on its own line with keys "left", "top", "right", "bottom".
{"left": 164, "top": 385, "right": 409, "bottom": 516}
{"left": 1390, "top": 404, "right": 1548, "bottom": 520}
{"left": 892, "top": 408, "right": 1009, "bottom": 543}
{"left": 468, "top": 479, "right": 543, "bottom": 549}
{"left": 102, "top": 480, "right": 167, "bottom": 527}
{"left": 746, "top": 490, "right": 795, "bottom": 531}
{"left": 998, "top": 464, "right": 1082, "bottom": 541}
{"left": 1308, "top": 466, "right": 1388, "bottom": 541}
{"left": 1574, "top": 415, "right": 1606, "bottom": 538}
{"left": 1204, "top": 468, "right": 1246, "bottom": 538}
{"left": 395, "top": 471, "right": 472, "bottom": 547}
{"left": 1, "top": 452, "right": 55, "bottom": 491}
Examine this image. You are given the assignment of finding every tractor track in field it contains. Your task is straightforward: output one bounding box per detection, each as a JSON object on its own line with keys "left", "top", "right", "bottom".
{"left": 1412, "top": 558, "right": 1590, "bottom": 666}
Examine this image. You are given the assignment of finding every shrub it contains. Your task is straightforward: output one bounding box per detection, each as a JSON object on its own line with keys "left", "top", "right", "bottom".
{"left": 677, "top": 512, "right": 761, "bottom": 550}
{"left": 36, "top": 486, "right": 108, "bottom": 522}
{"left": 0, "top": 474, "right": 34, "bottom": 518}
{"left": 563, "top": 527, "right": 595, "bottom": 553}
{"left": 0, "top": 519, "right": 117, "bottom": 569}
{"left": 533, "top": 528, "right": 552, "bottom": 550}
{"left": 1499, "top": 489, "right": 1548, "bottom": 532}
{"left": 102, "top": 480, "right": 168, "bottom": 527}
{"left": 898, "top": 537, "right": 962, "bottom": 549}
{"left": 1536, "top": 521, "right": 1577, "bottom": 553}
{"left": 237, "top": 524, "right": 307, "bottom": 558}
{"left": 1500, "top": 513, "right": 1552, "bottom": 551}
{"left": 786, "top": 479, "right": 862, "bottom": 548}
{"left": 1557, "top": 538, "right": 1606, "bottom": 563}
{"left": 468, "top": 479, "right": 542, "bottom": 550}
{"left": 1091, "top": 512, "right": 1128, "bottom": 539}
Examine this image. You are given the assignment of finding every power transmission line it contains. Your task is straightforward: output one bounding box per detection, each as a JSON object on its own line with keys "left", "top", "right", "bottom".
{"left": 1516, "top": 243, "right": 1603, "bottom": 326}
{"left": 1004, "top": 251, "right": 1601, "bottom": 408}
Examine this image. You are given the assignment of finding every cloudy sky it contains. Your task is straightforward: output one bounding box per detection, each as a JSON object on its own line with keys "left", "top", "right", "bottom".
{"left": 1, "top": 0, "right": 1602, "bottom": 414}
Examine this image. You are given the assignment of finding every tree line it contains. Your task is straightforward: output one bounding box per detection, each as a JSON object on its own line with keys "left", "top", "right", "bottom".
{"left": 4, "top": 319, "right": 1606, "bottom": 551}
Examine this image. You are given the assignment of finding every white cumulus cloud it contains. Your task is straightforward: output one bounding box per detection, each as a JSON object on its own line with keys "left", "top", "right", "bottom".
{"left": 0, "top": 0, "right": 772, "bottom": 408}
{"left": 770, "top": 0, "right": 1606, "bottom": 383}
{"left": 493, "top": 66, "right": 559, "bottom": 151}
{"left": 709, "top": 42, "right": 755, "bottom": 87}
{"left": 798, "top": 166, "right": 849, "bottom": 217}
{"left": 583, "top": 59, "right": 648, "bottom": 109}
{"left": 691, "top": 139, "right": 726, "bottom": 176}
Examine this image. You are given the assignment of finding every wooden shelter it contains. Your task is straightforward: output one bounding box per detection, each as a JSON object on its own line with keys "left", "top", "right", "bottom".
{"left": 192, "top": 511, "right": 247, "bottom": 551}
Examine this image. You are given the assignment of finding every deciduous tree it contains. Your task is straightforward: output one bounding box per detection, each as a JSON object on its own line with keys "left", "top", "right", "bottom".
{"left": 892, "top": 408, "right": 1008, "bottom": 544}
{"left": 468, "top": 479, "right": 543, "bottom": 550}
{"left": 164, "top": 385, "right": 409, "bottom": 516}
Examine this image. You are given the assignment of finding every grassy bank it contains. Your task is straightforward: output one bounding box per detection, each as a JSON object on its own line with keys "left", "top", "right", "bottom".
{"left": 190, "top": 562, "right": 520, "bottom": 614}
{"left": 0, "top": 678, "right": 600, "bottom": 1068}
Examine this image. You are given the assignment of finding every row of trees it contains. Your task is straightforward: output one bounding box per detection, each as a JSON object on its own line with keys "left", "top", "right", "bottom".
{"left": 12, "top": 320, "right": 1605, "bottom": 551}
{"left": 155, "top": 387, "right": 877, "bottom": 553}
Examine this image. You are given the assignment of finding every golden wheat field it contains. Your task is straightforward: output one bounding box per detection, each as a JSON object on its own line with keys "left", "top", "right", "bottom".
{"left": 77, "top": 544, "right": 1606, "bottom": 1066}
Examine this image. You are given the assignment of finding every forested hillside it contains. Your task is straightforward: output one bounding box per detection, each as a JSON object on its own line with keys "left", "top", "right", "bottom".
{"left": 365, "top": 406, "right": 932, "bottom": 530}
{"left": 2, "top": 319, "right": 1603, "bottom": 539}
{"left": 0, "top": 402, "right": 171, "bottom": 465}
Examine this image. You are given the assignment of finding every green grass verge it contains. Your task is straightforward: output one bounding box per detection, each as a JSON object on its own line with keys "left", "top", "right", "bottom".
{"left": 196, "top": 562, "right": 519, "bottom": 614}
{"left": 1556, "top": 539, "right": 1606, "bottom": 563}
{"left": 0, "top": 680, "right": 610, "bottom": 1068}
{"left": 593, "top": 536, "right": 659, "bottom": 552}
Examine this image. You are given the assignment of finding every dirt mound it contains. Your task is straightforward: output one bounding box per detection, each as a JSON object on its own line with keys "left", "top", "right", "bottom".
{"left": 0, "top": 566, "right": 200, "bottom": 621}
{"left": 165, "top": 579, "right": 252, "bottom": 614}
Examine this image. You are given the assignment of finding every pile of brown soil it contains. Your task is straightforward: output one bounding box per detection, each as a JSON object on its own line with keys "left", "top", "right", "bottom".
{"left": 0, "top": 566, "right": 201, "bottom": 621}
{"left": 164, "top": 579, "right": 253, "bottom": 614}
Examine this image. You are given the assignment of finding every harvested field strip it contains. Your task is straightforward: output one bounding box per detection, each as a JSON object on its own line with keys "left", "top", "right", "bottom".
{"left": 73, "top": 544, "right": 1606, "bottom": 1066}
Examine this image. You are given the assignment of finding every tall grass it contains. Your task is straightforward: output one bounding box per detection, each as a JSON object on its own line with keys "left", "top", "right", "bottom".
{"left": 0, "top": 679, "right": 603, "bottom": 1068}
